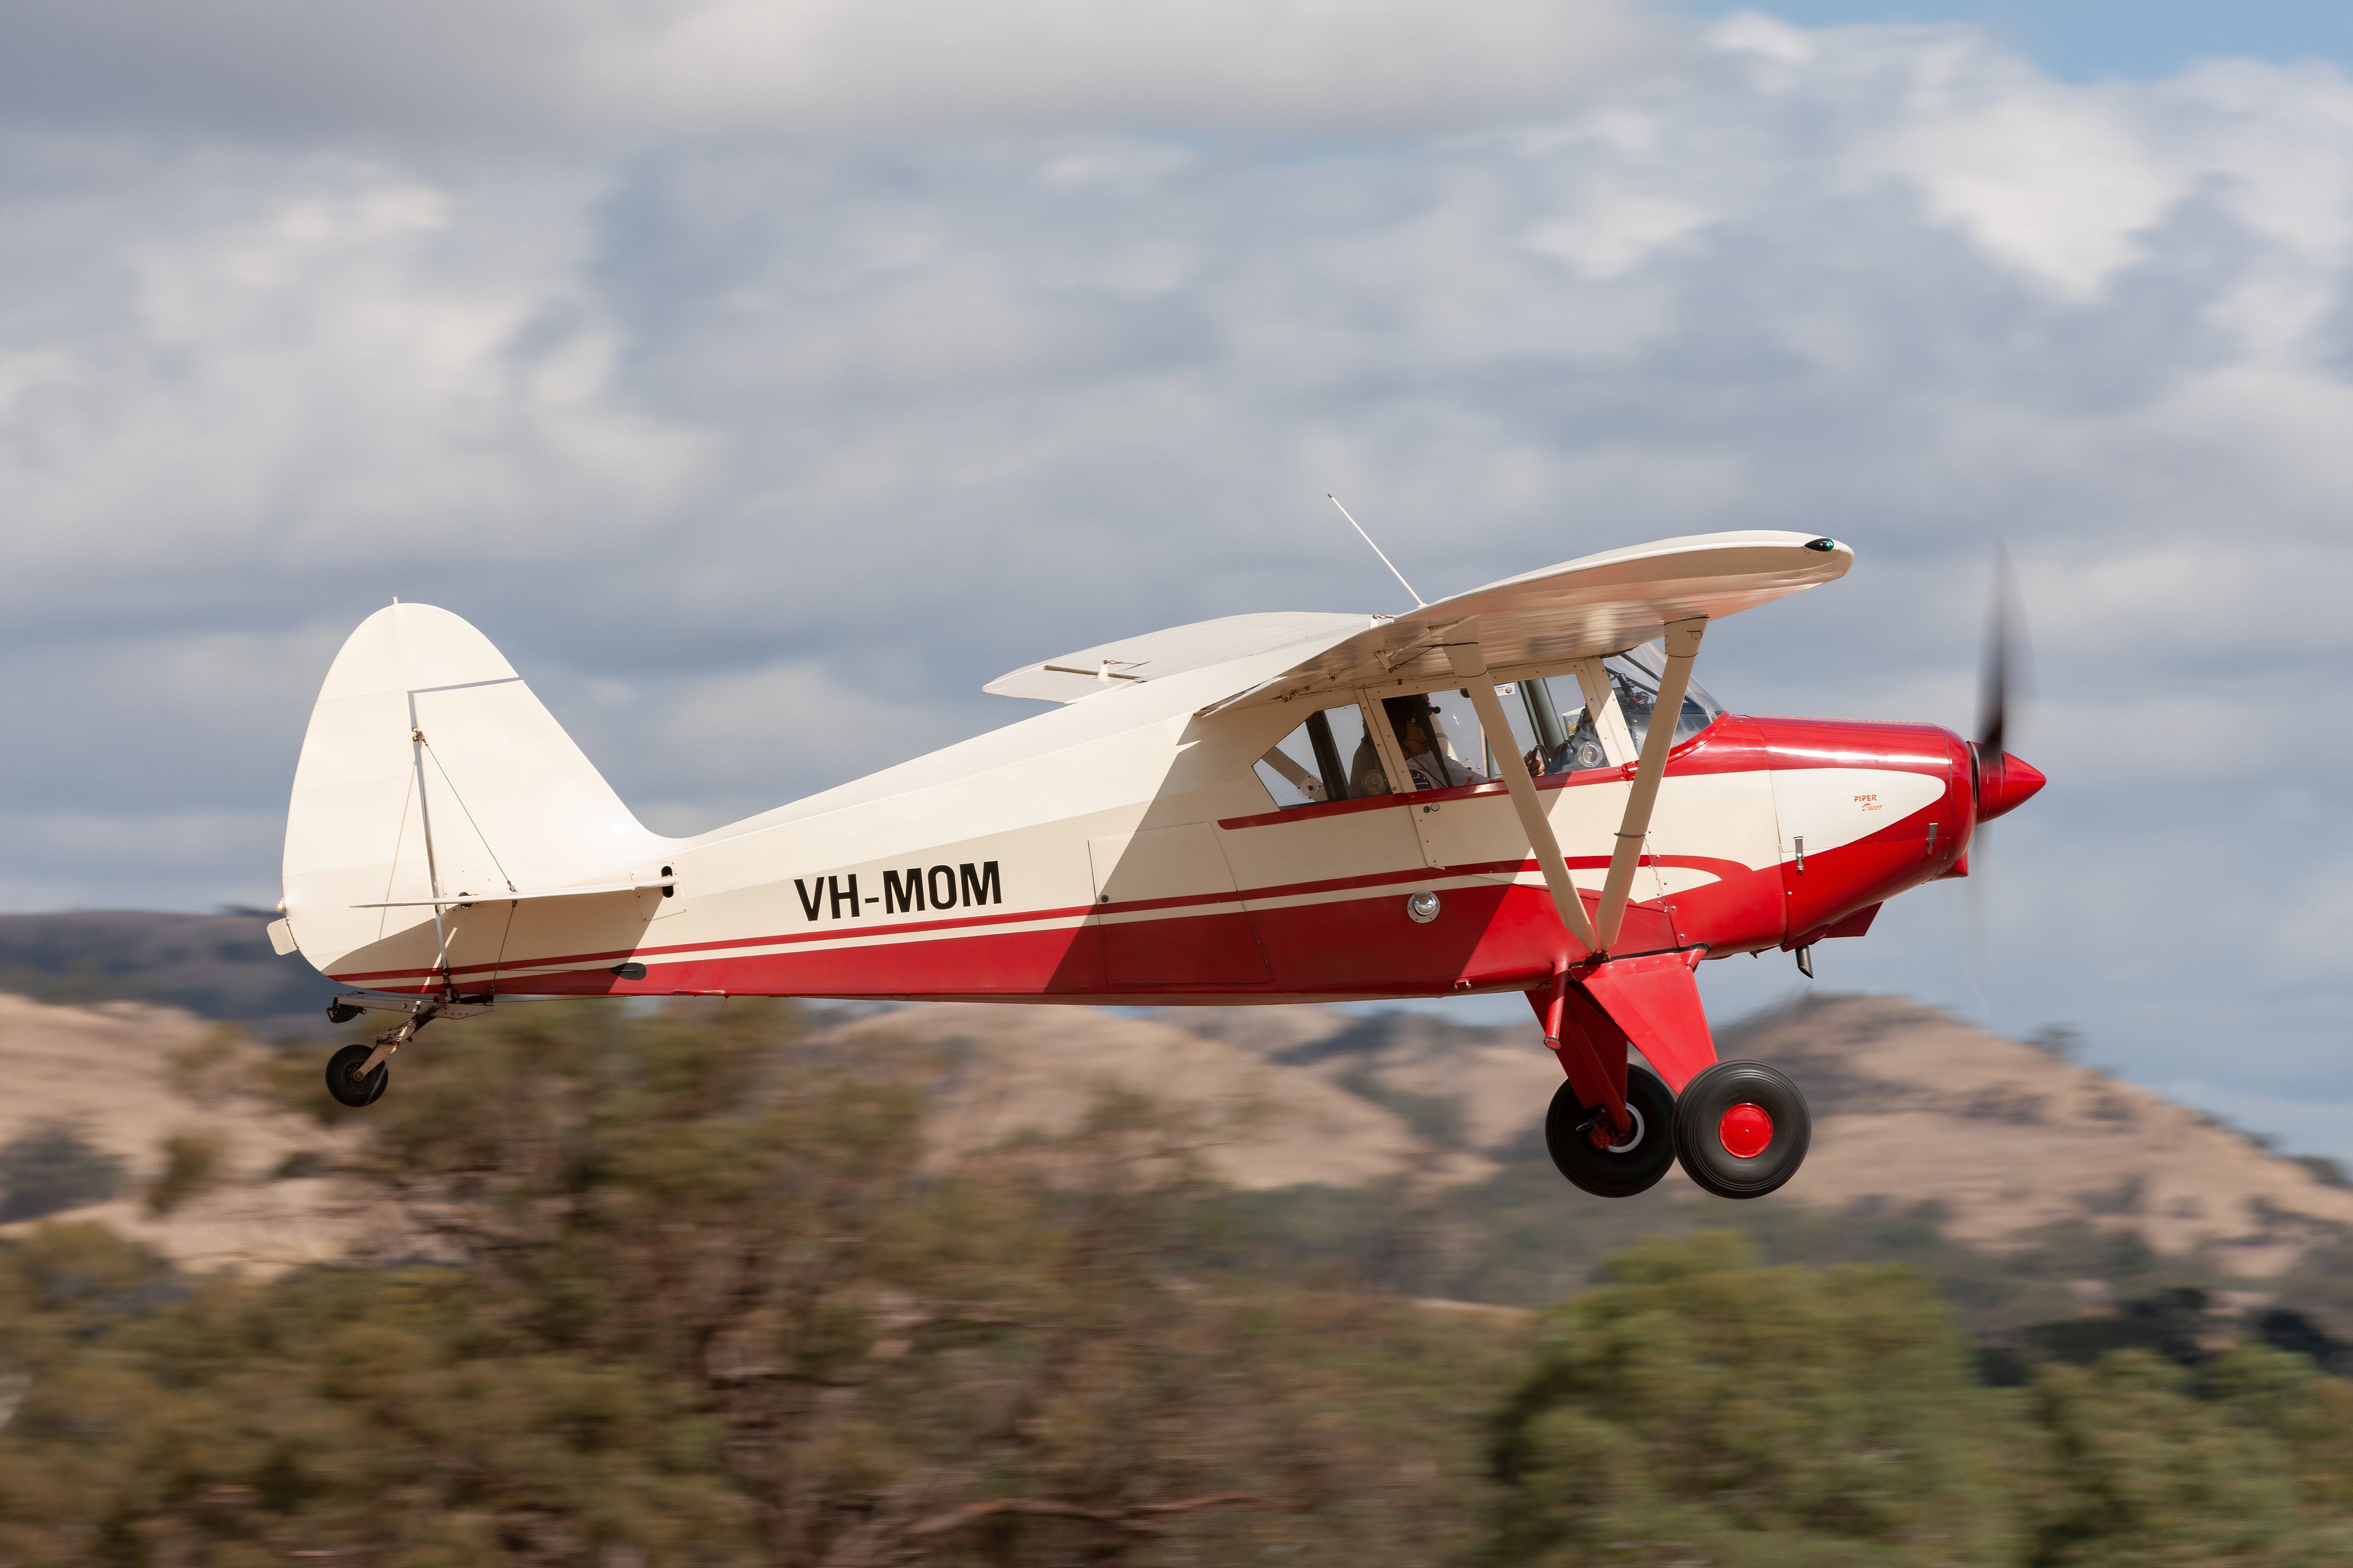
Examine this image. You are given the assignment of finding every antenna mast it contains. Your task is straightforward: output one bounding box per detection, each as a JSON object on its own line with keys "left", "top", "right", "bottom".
{"left": 1326, "top": 494, "right": 1426, "bottom": 609}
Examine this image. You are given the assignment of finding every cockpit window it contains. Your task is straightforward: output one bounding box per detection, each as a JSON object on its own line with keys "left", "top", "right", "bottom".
{"left": 1511, "top": 676, "right": 1612, "bottom": 777}
{"left": 1254, "top": 700, "right": 1379, "bottom": 808}
{"left": 1605, "top": 643, "right": 1723, "bottom": 752}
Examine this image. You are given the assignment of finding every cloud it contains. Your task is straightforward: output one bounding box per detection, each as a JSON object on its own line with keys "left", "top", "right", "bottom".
{"left": 0, "top": 150, "right": 712, "bottom": 649}
{"left": 0, "top": 0, "right": 1658, "bottom": 143}
{"left": 6, "top": 13, "right": 2353, "bottom": 1143}
{"left": 1856, "top": 60, "right": 2185, "bottom": 299}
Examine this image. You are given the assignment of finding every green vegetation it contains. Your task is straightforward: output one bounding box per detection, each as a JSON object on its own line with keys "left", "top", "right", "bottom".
{"left": 141, "top": 1128, "right": 228, "bottom": 1216}
{"left": 1490, "top": 1234, "right": 2020, "bottom": 1566}
{"left": 0, "top": 960, "right": 123, "bottom": 1008}
{"left": 0, "top": 1120, "right": 127, "bottom": 1223}
{"left": 1209, "top": 1165, "right": 2226, "bottom": 1340}
{"left": 4, "top": 1002, "right": 2353, "bottom": 1565}
{"left": 1487, "top": 1234, "right": 2353, "bottom": 1567}
{"left": 0, "top": 909, "right": 340, "bottom": 1033}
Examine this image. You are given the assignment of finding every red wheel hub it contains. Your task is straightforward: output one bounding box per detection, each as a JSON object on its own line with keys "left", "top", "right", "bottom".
{"left": 1717, "top": 1102, "right": 1774, "bottom": 1159}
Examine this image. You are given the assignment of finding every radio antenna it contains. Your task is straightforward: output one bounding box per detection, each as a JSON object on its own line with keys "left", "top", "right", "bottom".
{"left": 1327, "top": 494, "right": 1426, "bottom": 609}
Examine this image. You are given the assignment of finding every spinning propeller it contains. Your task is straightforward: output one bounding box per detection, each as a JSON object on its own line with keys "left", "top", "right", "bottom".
{"left": 1972, "top": 546, "right": 2043, "bottom": 831}
{"left": 1958, "top": 547, "right": 2044, "bottom": 1005}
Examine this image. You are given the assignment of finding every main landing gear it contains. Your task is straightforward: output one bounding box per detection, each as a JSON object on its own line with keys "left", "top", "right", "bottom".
{"left": 1546, "top": 1065, "right": 1677, "bottom": 1197}
{"left": 1673, "top": 1060, "right": 1811, "bottom": 1199}
{"left": 1545, "top": 1061, "right": 1811, "bottom": 1199}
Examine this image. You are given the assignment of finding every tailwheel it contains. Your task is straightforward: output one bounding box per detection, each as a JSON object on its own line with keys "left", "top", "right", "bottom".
{"left": 1544, "top": 1064, "right": 1676, "bottom": 1198}
{"left": 324, "top": 1043, "right": 389, "bottom": 1108}
{"left": 1672, "top": 1060, "right": 1810, "bottom": 1199}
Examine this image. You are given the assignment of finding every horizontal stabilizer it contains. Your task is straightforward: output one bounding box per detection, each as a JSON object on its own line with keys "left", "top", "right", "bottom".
{"left": 352, "top": 873, "right": 674, "bottom": 909}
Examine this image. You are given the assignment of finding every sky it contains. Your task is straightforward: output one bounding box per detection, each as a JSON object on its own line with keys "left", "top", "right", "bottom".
{"left": 4, "top": 3, "right": 2351, "bottom": 1154}
{"left": 1695, "top": 1, "right": 2353, "bottom": 81}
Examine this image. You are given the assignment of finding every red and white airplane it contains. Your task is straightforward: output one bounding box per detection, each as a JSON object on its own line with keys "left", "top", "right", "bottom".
{"left": 271, "top": 531, "right": 2041, "bottom": 1200}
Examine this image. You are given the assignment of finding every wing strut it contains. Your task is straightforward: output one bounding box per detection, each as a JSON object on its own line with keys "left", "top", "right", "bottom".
{"left": 406, "top": 704, "right": 457, "bottom": 1001}
{"left": 1593, "top": 617, "right": 1706, "bottom": 953}
{"left": 1449, "top": 644, "right": 1599, "bottom": 952}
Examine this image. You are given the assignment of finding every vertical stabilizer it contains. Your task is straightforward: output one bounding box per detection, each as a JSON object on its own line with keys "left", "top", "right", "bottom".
{"left": 280, "top": 604, "right": 666, "bottom": 981}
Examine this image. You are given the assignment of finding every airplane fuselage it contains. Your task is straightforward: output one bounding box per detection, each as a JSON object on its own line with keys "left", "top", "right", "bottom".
{"left": 318, "top": 692, "right": 2002, "bottom": 1007}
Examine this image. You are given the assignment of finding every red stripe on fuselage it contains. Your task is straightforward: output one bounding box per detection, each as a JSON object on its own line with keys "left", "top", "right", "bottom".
{"left": 349, "top": 877, "right": 1694, "bottom": 1003}
{"left": 328, "top": 849, "right": 1733, "bottom": 988}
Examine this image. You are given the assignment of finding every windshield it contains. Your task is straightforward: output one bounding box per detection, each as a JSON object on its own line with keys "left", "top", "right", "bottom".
{"left": 1605, "top": 643, "right": 1723, "bottom": 752}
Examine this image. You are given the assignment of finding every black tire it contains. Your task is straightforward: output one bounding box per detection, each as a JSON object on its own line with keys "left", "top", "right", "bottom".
{"left": 1673, "top": 1060, "right": 1810, "bottom": 1199}
{"left": 324, "top": 1043, "right": 389, "bottom": 1108}
{"left": 1545, "top": 1064, "right": 1676, "bottom": 1198}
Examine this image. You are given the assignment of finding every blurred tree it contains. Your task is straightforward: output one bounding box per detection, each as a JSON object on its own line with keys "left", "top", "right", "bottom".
{"left": 10, "top": 1002, "right": 2353, "bottom": 1568}
{"left": 2025, "top": 1025, "right": 2086, "bottom": 1061}
{"left": 164, "top": 1022, "right": 267, "bottom": 1107}
{"left": 2014, "top": 1342, "right": 2353, "bottom": 1566}
{"left": 0, "top": 1222, "right": 752, "bottom": 1566}
{"left": 0, "top": 1120, "right": 127, "bottom": 1223}
{"left": 1486, "top": 1232, "right": 2022, "bottom": 1567}
{"left": 2292, "top": 1155, "right": 2349, "bottom": 1189}
{"left": 142, "top": 1127, "right": 227, "bottom": 1216}
{"left": 292, "top": 999, "right": 1518, "bottom": 1566}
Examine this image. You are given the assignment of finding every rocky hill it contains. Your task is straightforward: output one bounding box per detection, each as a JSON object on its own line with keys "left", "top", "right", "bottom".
{"left": 1722, "top": 995, "right": 2353, "bottom": 1275}
{"left": 18, "top": 969, "right": 2348, "bottom": 1297}
{"left": 1155, "top": 994, "right": 2353, "bottom": 1278}
{"left": 0, "top": 992, "right": 362, "bottom": 1274}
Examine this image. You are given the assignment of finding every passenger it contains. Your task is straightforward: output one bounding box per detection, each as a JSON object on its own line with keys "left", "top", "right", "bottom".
{"left": 1383, "top": 695, "right": 1484, "bottom": 792}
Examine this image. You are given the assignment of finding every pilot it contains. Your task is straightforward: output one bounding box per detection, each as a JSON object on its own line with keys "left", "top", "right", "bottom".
{"left": 1531, "top": 701, "right": 1608, "bottom": 776}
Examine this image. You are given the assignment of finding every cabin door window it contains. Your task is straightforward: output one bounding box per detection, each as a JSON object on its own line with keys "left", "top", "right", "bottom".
{"left": 1251, "top": 700, "right": 1389, "bottom": 808}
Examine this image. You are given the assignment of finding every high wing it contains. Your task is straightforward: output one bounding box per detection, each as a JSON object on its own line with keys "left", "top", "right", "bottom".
{"left": 1199, "top": 531, "right": 1851, "bottom": 714}
{"left": 984, "top": 611, "right": 1376, "bottom": 704}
